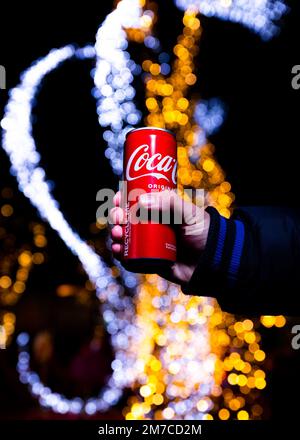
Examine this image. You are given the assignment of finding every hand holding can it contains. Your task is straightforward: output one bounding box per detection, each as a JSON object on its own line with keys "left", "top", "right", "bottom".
{"left": 122, "top": 127, "right": 177, "bottom": 273}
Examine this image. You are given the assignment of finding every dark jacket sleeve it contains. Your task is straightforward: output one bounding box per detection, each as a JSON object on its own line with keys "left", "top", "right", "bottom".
{"left": 183, "top": 206, "right": 300, "bottom": 316}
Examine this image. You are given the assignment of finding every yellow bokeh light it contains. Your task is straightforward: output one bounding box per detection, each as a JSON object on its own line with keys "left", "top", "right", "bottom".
{"left": 0, "top": 276, "right": 12, "bottom": 289}
{"left": 242, "top": 319, "right": 254, "bottom": 331}
{"left": 142, "top": 59, "right": 152, "bottom": 71}
{"left": 13, "top": 281, "right": 26, "bottom": 294}
{"left": 1, "top": 204, "right": 14, "bottom": 217}
{"left": 229, "top": 398, "right": 241, "bottom": 411}
{"left": 260, "top": 315, "right": 276, "bottom": 328}
{"left": 237, "top": 410, "right": 249, "bottom": 420}
{"left": 152, "top": 394, "right": 164, "bottom": 406}
{"left": 254, "top": 350, "right": 266, "bottom": 362}
{"left": 237, "top": 375, "right": 248, "bottom": 387}
{"left": 218, "top": 193, "right": 232, "bottom": 208}
{"left": 252, "top": 404, "right": 263, "bottom": 417}
{"left": 254, "top": 369, "right": 265, "bottom": 379}
{"left": 34, "top": 234, "right": 47, "bottom": 248}
{"left": 220, "top": 181, "right": 231, "bottom": 193}
{"left": 228, "top": 373, "right": 238, "bottom": 385}
{"left": 146, "top": 97, "right": 158, "bottom": 111}
{"left": 275, "top": 315, "right": 286, "bottom": 328}
{"left": 32, "top": 252, "right": 45, "bottom": 265}
{"left": 131, "top": 403, "right": 144, "bottom": 418}
{"left": 149, "top": 63, "right": 161, "bottom": 76}
{"left": 3, "top": 312, "right": 15, "bottom": 324}
{"left": 177, "top": 97, "right": 189, "bottom": 111}
{"left": 203, "top": 414, "right": 214, "bottom": 420}
{"left": 244, "top": 331, "right": 256, "bottom": 344}
{"left": 234, "top": 322, "right": 244, "bottom": 333}
{"left": 202, "top": 159, "right": 215, "bottom": 172}
{"left": 219, "top": 408, "right": 230, "bottom": 420}
{"left": 185, "top": 73, "right": 197, "bottom": 85}
{"left": 247, "top": 377, "right": 256, "bottom": 389}
{"left": 18, "top": 251, "right": 32, "bottom": 267}
{"left": 150, "top": 359, "right": 162, "bottom": 371}
{"left": 255, "top": 378, "right": 267, "bottom": 390}
{"left": 241, "top": 362, "right": 252, "bottom": 374}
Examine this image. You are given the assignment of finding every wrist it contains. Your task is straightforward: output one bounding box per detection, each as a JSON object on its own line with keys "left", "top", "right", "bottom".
{"left": 182, "top": 207, "right": 246, "bottom": 296}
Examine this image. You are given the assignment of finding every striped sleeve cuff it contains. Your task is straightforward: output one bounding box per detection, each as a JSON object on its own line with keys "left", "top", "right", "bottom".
{"left": 182, "top": 207, "right": 246, "bottom": 296}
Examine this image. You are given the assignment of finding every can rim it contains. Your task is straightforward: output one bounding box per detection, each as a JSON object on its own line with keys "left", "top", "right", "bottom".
{"left": 125, "top": 126, "right": 176, "bottom": 138}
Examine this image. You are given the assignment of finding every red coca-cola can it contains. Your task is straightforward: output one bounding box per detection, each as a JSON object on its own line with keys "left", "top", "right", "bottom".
{"left": 122, "top": 127, "right": 177, "bottom": 273}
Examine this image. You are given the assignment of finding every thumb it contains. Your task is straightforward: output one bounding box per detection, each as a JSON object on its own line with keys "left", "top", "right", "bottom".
{"left": 138, "top": 190, "right": 203, "bottom": 226}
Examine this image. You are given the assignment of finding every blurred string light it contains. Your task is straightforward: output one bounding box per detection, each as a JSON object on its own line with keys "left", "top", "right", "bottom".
{"left": 0, "top": 0, "right": 163, "bottom": 415}
{"left": 0, "top": 239, "right": 46, "bottom": 346}
{"left": 174, "top": 0, "right": 288, "bottom": 40}
{"left": 15, "top": 332, "right": 120, "bottom": 415}
{"left": 0, "top": 0, "right": 287, "bottom": 420}
{"left": 123, "top": 4, "right": 287, "bottom": 420}
{"left": 260, "top": 315, "right": 286, "bottom": 328}
{"left": 93, "top": 0, "right": 144, "bottom": 175}
{"left": 0, "top": 42, "right": 147, "bottom": 413}
{"left": 0, "top": 188, "right": 47, "bottom": 347}
{"left": 1, "top": 45, "right": 113, "bottom": 294}
{"left": 95, "top": 1, "right": 218, "bottom": 420}
{"left": 194, "top": 98, "right": 226, "bottom": 137}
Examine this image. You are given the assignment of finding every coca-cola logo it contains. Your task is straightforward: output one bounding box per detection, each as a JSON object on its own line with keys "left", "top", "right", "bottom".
{"left": 126, "top": 144, "right": 177, "bottom": 184}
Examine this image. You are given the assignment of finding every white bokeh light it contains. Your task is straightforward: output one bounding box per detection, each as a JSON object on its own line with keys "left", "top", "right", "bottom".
{"left": 1, "top": 44, "right": 141, "bottom": 414}
{"left": 174, "top": 0, "right": 288, "bottom": 40}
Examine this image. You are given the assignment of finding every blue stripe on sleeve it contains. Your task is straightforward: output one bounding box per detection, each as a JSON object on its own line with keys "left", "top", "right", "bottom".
{"left": 228, "top": 220, "right": 245, "bottom": 282}
{"left": 212, "top": 215, "right": 227, "bottom": 270}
